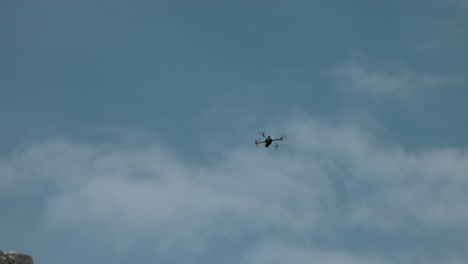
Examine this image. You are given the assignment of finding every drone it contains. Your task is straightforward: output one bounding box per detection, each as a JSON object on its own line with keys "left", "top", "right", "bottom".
{"left": 255, "top": 133, "right": 285, "bottom": 150}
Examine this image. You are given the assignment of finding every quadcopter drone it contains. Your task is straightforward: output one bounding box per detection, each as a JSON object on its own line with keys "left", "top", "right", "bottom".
{"left": 255, "top": 133, "right": 285, "bottom": 150}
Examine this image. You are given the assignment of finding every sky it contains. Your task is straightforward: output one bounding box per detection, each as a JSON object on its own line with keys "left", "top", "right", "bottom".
{"left": 1, "top": 0, "right": 468, "bottom": 263}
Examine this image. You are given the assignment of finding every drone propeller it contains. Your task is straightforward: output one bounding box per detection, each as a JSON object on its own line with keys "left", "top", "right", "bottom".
{"left": 255, "top": 140, "right": 259, "bottom": 147}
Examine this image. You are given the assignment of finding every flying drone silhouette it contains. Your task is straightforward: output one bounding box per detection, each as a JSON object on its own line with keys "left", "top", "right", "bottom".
{"left": 255, "top": 133, "right": 285, "bottom": 150}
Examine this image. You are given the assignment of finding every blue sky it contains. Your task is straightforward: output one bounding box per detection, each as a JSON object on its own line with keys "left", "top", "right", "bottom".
{"left": 1, "top": 0, "right": 468, "bottom": 263}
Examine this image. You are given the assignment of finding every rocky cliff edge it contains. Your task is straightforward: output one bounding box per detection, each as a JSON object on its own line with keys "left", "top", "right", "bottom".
{"left": 0, "top": 251, "right": 33, "bottom": 264}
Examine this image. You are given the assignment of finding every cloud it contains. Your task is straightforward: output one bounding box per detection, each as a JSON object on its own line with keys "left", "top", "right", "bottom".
{"left": 456, "top": 0, "right": 468, "bottom": 8}
{"left": 1, "top": 117, "right": 468, "bottom": 263}
{"left": 330, "top": 62, "right": 443, "bottom": 99}
{"left": 245, "top": 242, "right": 391, "bottom": 264}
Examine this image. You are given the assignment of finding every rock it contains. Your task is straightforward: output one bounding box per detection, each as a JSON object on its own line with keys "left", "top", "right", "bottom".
{"left": 0, "top": 252, "right": 33, "bottom": 264}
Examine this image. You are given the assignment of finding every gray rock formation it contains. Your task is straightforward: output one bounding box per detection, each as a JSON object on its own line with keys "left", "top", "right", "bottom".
{"left": 0, "top": 252, "right": 33, "bottom": 264}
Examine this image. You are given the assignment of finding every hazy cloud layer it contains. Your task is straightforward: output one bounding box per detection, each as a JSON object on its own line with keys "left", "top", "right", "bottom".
{"left": 1, "top": 117, "right": 467, "bottom": 264}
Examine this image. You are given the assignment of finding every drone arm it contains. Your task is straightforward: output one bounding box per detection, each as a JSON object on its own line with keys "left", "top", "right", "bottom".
{"left": 255, "top": 140, "right": 265, "bottom": 147}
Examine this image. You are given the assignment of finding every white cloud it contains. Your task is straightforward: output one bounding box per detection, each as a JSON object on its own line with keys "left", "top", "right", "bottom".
{"left": 1, "top": 117, "right": 467, "bottom": 263}
{"left": 330, "top": 62, "right": 443, "bottom": 99}
{"left": 245, "top": 242, "right": 391, "bottom": 264}
{"left": 454, "top": 0, "right": 468, "bottom": 8}
{"left": 287, "top": 119, "right": 468, "bottom": 231}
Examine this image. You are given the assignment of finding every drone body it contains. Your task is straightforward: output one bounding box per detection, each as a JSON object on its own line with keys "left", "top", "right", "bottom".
{"left": 255, "top": 133, "right": 285, "bottom": 150}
